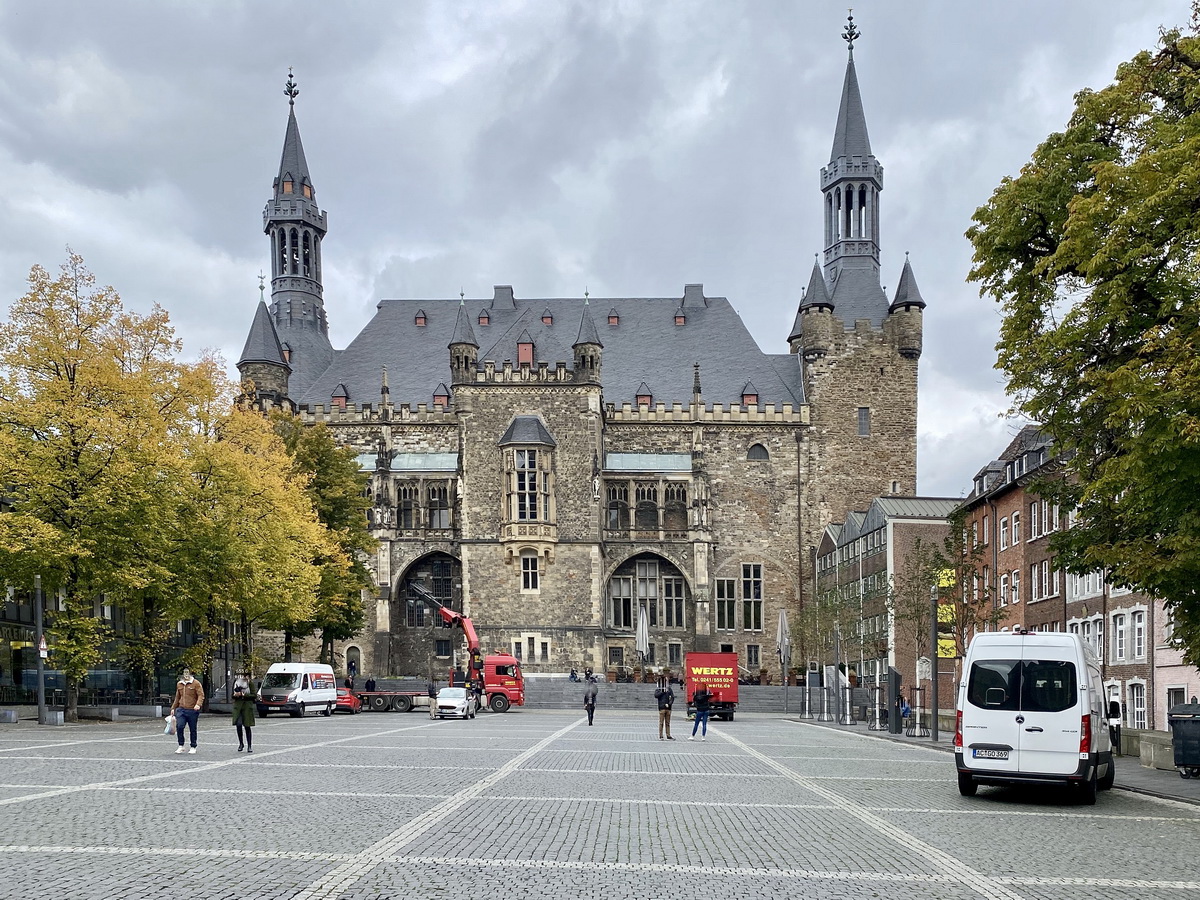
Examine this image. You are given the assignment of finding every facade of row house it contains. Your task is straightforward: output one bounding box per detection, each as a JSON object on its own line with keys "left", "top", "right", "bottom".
{"left": 958, "top": 426, "right": 1200, "bottom": 731}
{"left": 813, "top": 497, "right": 960, "bottom": 707}
{"left": 236, "top": 24, "right": 927, "bottom": 682}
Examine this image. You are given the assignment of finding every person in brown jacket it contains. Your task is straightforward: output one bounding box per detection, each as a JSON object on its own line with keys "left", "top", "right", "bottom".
{"left": 170, "top": 668, "right": 205, "bottom": 754}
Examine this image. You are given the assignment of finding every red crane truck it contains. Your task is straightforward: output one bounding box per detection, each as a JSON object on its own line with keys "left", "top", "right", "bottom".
{"left": 356, "top": 581, "right": 524, "bottom": 713}
{"left": 685, "top": 651, "right": 739, "bottom": 721}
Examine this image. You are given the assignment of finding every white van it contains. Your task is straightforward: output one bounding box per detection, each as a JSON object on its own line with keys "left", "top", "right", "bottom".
{"left": 256, "top": 663, "right": 337, "bottom": 718}
{"left": 955, "top": 631, "right": 1114, "bottom": 804}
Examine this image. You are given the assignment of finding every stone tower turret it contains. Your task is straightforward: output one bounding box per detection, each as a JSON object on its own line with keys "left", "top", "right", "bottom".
{"left": 797, "top": 14, "right": 922, "bottom": 530}
{"left": 572, "top": 295, "right": 603, "bottom": 384}
{"left": 237, "top": 282, "right": 292, "bottom": 409}
{"left": 448, "top": 298, "right": 479, "bottom": 385}
{"left": 262, "top": 70, "right": 332, "bottom": 398}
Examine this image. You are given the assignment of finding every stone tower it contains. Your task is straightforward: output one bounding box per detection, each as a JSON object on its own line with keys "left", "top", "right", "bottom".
{"left": 236, "top": 279, "right": 292, "bottom": 408}
{"left": 789, "top": 14, "right": 924, "bottom": 534}
{"left": 261, "top": 70, "right": 332, "bottom": 398}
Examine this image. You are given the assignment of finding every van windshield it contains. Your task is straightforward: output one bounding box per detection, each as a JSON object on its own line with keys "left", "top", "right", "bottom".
{"left": 967, "top": 658, "right": 1077, "bottom": 713}
{"left": 261, "top": 673, "right": 300, "bottom": 690}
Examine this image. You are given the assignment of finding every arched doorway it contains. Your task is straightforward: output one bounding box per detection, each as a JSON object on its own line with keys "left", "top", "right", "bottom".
{"left": 389, "top": 552, "right": 463, "bottom": 677}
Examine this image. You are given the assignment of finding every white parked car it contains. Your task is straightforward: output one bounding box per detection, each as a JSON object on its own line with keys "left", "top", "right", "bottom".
{"left": 434, "top": 686, "right": 475, "bottom": 720}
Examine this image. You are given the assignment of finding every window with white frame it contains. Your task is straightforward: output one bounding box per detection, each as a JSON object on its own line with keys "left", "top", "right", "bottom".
{"left": 715, "top": 578, "right": 736, "bottom": 630}
{"left": 1133, "top": 610, "right": 1145, "bottom": 658}
{"left": 1011, "top": 511, "right": 1021, "bottom": 544}
{"left": 1113, "top": 614, "right": 1126, "bottom": 661}
{"left": 1129, "top": 682, "right": 1146, "bottom": 729}
{"left": 1030, "top": 501, "right": 1040, "bottom": 539}
{"left": 609, "top": 576, "right": 633, "bottom": 629}
{"left": 999, "top": 573, "right": 1009, "bottom": 607}
{"left": 1000, "top": 517, "right": 1009, "bottom": 549}
{"left": 982, "top": 515, "right": 989, "bottom": 544}
{"left": 1011, "top": 570, "right": 1020, "bottom": 604}
{"left": 742, "top": 563, "right": 763, "bottom": 631}
{"left": 1030, "top": 564, "right": 1040, "bottom": 602}
{"left": 521, "top": 552, "right": 540, "bottom": 592}
{"left": 1081, "top": 620, "right": 1092, "bottom": 650}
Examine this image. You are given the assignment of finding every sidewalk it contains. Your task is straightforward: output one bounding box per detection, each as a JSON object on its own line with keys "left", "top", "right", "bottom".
{"left": 792, "top": 714, "right": 1200, "bottom": 806}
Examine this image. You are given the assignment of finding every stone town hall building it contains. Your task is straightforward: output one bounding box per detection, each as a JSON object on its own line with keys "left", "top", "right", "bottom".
{"left": 236, "top": 24, "right": 927, "bottom": 680}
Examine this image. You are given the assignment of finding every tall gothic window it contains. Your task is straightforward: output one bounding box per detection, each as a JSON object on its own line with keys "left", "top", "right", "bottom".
{"left": 397, "top": 483, "right": 417, "bottom": 529}
{"left": 664, "top": 483, "right": 688, "bottom": 535}
{"left": 515, "top": 449, "right": 540, "bottom": 520}
{"left": 606, "top": 484, "right": 629, "bottom": 532}
{"left": 634, "top": 483, "right": 659, "bottom": 532}
{"left": 428, "top": 485, "right": 450, "bottom": 529}
{"left": 742, "top": 563, "right": 763, "bottom": 631}
{"left": 637, "top": 560, "right": 658, "bottom": 626}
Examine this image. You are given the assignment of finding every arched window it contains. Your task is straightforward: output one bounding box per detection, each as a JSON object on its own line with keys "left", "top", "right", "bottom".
{"left": 606, "top": 484, "right": 629, "bottom": 532}
{"left": 664, "top": 483, "right": 688, "bottom": 534}
{"left": 747, "top": 444, "right": 769, "bottom": 460}
{"left": 302, "top": 232, "right": 312, "bottom": 277}
{"left": 635, "top": 483, "right": 659, "bottom": 532}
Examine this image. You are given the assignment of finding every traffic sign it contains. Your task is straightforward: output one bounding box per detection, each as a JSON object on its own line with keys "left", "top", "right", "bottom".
{"left": 38, "top": 634, "right": 48, "bottom": 659}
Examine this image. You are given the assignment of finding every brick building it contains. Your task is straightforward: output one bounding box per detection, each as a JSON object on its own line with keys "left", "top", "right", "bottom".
{"left": 958, "top": 426, "right": 1198, "bottom": 731}
{"left": 238, "top": 25, "right": 927, "bottom": 681}
{"left": 813, "top": 496, "right": 959, "bottom": 706}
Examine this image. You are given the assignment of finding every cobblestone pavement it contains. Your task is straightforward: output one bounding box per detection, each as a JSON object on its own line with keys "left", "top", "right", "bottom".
{"left": 2, "top": 709, "right": 1199, "bottom": 900}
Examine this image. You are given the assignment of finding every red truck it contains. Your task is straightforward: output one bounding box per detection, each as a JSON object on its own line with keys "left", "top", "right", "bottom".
{"left": 408, "top": 580, "right": 525, "bottom": 713}
{"left": 685, "top": 651, "right": 739, "bottom": 721}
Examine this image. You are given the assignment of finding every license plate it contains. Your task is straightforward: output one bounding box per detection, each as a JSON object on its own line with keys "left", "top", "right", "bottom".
{"left": 973, "top": 748, "right": 1009, "bottom": 760}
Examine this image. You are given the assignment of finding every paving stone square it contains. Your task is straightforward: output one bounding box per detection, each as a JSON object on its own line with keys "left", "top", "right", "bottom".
{"left": 1, "top": 709, "right": 1198, "bottom": 900}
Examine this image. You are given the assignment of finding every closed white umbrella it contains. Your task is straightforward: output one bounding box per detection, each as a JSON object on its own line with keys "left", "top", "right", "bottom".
{"left": 636, "top": 604, "right": 650, "bottom": 662}
{"left": 776, "top": 608, "right": 791, "bottom": 668}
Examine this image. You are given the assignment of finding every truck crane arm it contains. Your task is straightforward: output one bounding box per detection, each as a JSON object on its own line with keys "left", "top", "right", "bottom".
{"left": 406, "top": 580, "right": 483, "bottom": 674}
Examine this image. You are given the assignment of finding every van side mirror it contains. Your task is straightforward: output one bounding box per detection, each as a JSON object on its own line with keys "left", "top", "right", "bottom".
{"left": 1107, "top": 700, "right": 1121, "bottom": 720}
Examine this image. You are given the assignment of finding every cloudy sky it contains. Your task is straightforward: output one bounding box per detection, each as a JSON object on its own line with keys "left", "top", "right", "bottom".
{"left": 0, "top": 0, "right": 1187, "bottom": 498}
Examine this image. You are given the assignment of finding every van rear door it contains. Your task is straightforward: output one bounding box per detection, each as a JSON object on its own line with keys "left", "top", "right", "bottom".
{"left": 961, "top": 657, "right": 1022, "bottom": 775}
{"left": 1016, "top": 650, "right": 1080, "bottom": 776}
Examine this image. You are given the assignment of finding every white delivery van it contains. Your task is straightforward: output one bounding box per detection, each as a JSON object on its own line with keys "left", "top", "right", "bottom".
{"left": 955, "top": 630, "right": 1114, "bottom": 804}
{"left": 256, "top": 663, "right": 337, "bottom": 718}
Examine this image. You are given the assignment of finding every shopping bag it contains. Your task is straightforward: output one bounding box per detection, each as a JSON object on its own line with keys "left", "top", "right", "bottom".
{"left": 164, "top": 715, "right": 176, "bottom": 735}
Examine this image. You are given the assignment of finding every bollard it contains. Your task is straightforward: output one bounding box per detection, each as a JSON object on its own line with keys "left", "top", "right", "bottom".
{"left": 0, "top": 709, "right": 18, "bottom": 724}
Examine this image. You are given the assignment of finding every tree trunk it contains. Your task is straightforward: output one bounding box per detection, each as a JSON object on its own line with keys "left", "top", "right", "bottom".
{"left": 65, "top": 679, "right": 79, "bottom": 723}
{"left": 284, "top": 631, "right": 294, "bottom": 662}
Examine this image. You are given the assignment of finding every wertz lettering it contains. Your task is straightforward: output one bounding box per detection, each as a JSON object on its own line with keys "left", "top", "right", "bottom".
{"left": 690, "top": 667, "right": 734, "bottom": 676}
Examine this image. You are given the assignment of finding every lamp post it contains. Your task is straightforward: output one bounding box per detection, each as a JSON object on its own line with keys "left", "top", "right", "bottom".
{"left": 930, "top": 584, "right": 939, "bottom": 742}
{"left": 35, "top": 574, "right": 47, "bottom": 725}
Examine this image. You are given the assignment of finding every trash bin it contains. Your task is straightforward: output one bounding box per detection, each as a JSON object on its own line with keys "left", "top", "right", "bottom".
{"left": 1167, "top": 702, "right": 1200, "bottom": 779}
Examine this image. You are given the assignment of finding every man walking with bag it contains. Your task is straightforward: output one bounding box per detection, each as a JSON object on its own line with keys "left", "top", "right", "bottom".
{"left": 170, "top": 668, "right": 204, "bottom": 754}
{"left": 654, "top": 679, "right": 675, "bottom": 740}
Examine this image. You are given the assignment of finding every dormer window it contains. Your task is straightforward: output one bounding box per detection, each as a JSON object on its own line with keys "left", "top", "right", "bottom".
{"left": 741, "top": 383, "right": 758, "bottom": 406}
{"left": 518, "top": 341, "right": 534, "bottom": 366}
{"left": 281, "top": 342, "right": 292, "bottom": 364}
{"left": 541, "top": 308, "right": 553, "bottom": 325}
{"left": 415, "top": 309, "right": 427, "bottom": 327}
{"left": 608, "top": 308, "right": 619, "bottom": 325}
{"left": 302, "top": 182, "right": 313, "bottom": 199}
{"left": 331, "top": 384, "right": 349, "bottom": 411}
{"left": 282, "top": 178, "right": 293, "bottom": 194}
{"left": 636, "top": 384, "right": 652, "bottom": 406}
{"left": 674, "top": 308, "right": 686, "bottom": 325}
{"left": 432, "top": 384, "right": 450, "bottom": 408}
{"left": 478, "top": 311, "right": 490, "bottom": 326}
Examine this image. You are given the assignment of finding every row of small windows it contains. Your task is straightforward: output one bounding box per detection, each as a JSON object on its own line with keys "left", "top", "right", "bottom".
{"left": 1067, "top": 610, "right": 1148, "bottom": 663}
{"left": 272, "top": 226, "right": 320, "bottom": 280}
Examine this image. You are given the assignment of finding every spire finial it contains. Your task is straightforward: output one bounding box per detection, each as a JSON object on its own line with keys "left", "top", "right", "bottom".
{"left": 693, "top": 362, "right": 702, "bottom": 396}
{"left": 258, "top": 270, "right": 265, "bottom": 301}
{"left": 584, "top": 286, "right": 589, "bottom": 303}
{"left": 460, "top": 287, "right": 465, "bottom": 305}
{"left": 285, "top": 67, "right": 299, "bottom": 107}
{"left": 842, "top": 10, "right": 860, "bottom": 53}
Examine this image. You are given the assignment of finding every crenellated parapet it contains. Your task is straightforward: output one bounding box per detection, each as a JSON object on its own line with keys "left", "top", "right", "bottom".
{"left": 885, "top": 305, "right": 923, "bottom": 360}
{"left": 296, "top": 401, "right": 460, "bottom": 426}
{"left": 605, "top": 401, "right": 808, "bottom": 425}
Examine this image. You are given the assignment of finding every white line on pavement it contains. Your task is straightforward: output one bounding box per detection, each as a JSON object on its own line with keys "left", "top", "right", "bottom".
{"left": 721, "top": 727, "right": 1030, "bottom": 900}
{"left": 291, "top": 718, "right": 584, "bottom": 900}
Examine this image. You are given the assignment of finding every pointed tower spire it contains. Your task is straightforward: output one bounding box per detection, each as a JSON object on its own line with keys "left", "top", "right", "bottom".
{"left": 821, "top": 13, "right": 888, "bottom": 325}
{"left": 263, "top": 68, "right": 332, "bottom": 399}
{"left": 449, "top": 296, "right": 479, "bottom": 386}
{"left": 572, "top": 292, "right": 603, "bottom": 384}
{"left": 890, "top": 252, "right": 927, "bottom": 312}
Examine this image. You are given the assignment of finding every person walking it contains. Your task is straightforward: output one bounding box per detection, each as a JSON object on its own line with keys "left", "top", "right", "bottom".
{"left": 171, "top": 668, "right": 204, "bottom": 754}
{"left": 364, "top": 674, "right": 377, "bottom": 693}
{"left": 689, "top": 682, "right": 711, "bottom": 741}
{"left": 231, "top": 671, "right": 256, "bottom": 754}
{"left": 654, "top": 681, "right": 675, "bottom": 740}
{"left": 583, "top": 681, "right": 597, "bottom": 725}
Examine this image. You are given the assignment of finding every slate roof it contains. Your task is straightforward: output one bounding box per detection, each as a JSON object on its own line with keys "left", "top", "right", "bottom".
{"left": 830, "top": 52, "right": 872, "bottom": 162}
{"left": 295, "top": 286, "right": 807, "bottom": 409}
{"left": 238, "top": 300, "right": 289, "bottom": 369}
{"left": 498, "top": 415, "right": 557, "bottom": 447}
{"left": 277, "top": 106, "right": 312, "bottom": 193}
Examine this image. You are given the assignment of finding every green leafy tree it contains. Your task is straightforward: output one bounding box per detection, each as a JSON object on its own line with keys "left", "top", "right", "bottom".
{"left": 967, "top": 8, "right": 1200, "bottom": 665}
{"left": 271, "top": 413, "right": 373, "bottom": 665}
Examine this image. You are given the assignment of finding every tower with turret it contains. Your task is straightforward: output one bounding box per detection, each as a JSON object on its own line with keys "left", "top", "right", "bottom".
{"left": 789, "top": 13, "right": 924, "bottom": 533}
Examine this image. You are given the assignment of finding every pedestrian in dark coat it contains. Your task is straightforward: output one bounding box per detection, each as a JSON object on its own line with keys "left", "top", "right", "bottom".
{"left": 231, "top": 672, "right": 256, "bottom": 753}
{"left": 583, "top": 682, "right": 597, "bottom": 725}
{"left": 654, "top": 682, "right": 675, "bottom": 740}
